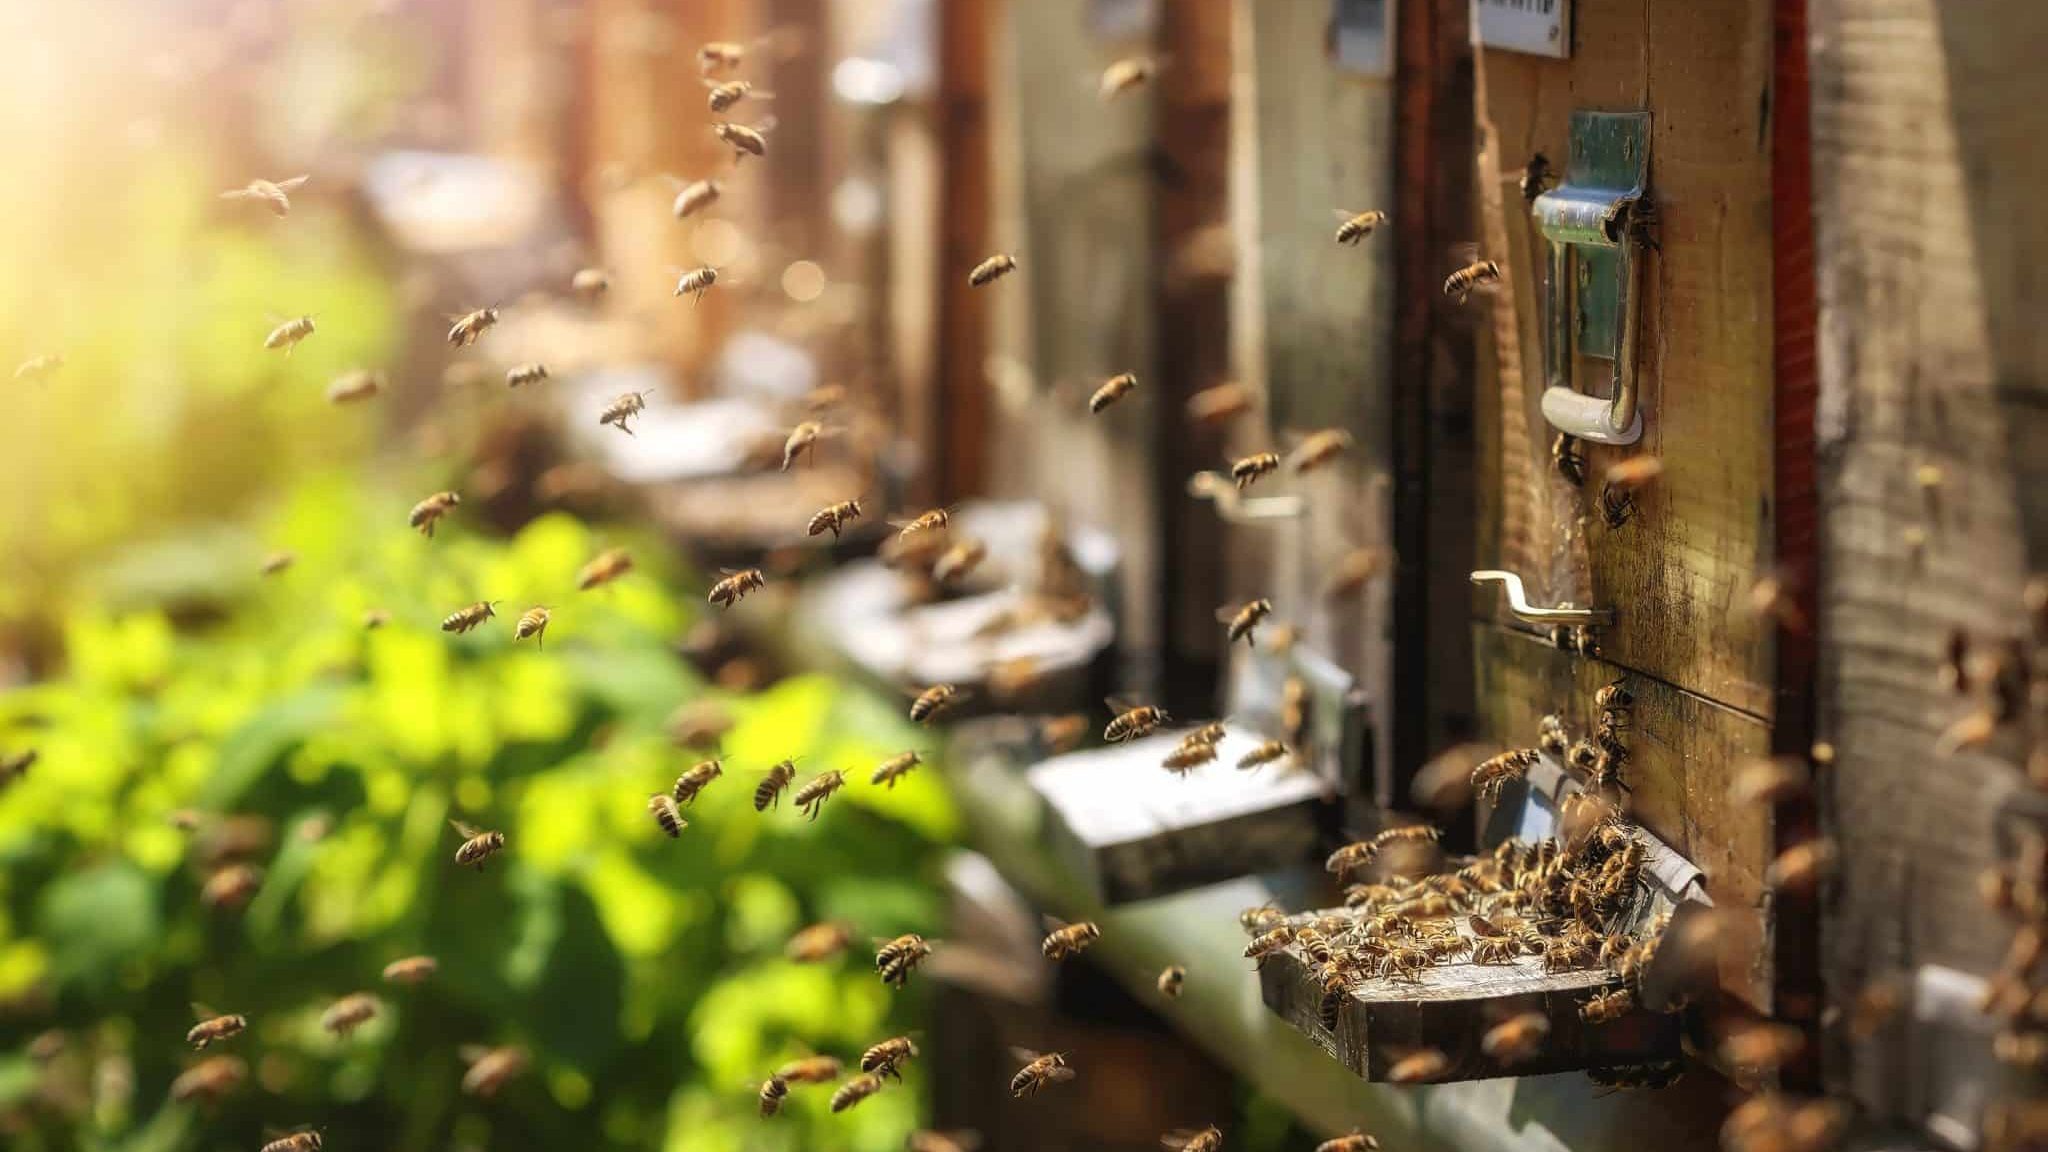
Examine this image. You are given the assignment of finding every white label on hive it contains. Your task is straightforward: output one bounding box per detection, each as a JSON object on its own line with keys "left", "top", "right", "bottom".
{"left": 1472, "top": 0, "right": 1572, "bottom": 59}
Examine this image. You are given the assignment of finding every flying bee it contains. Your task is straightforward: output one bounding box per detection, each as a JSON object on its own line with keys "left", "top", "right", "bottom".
{"left": 1105, "top": 701, "right": 1170, "bottom": 742}
{"left": 1089, "top": 372, "right": 1138, "bottom": 413}
{"left": 648, "top": 793, "right": 687, "bottom": 838}
{"left": 862, "top": 1036, "right": 920, "bottom": 1079}
{"left": 1386, "top": 1049, "right": 1451, "bottom": 1084}
{"left": 668, "top": 177, "right": 722, "bottom": 219}
{"left": 1163, "top": 1127, "right": 1224, "bottom": 1152}
{"left": 871, "top": 750, "right": 924, "bottom": 789}
{"left": 1237, "top": 740, "right": 1291, "bottom": 772}
{"left": 1316, "top": 1133, "right": 1382, "bottom": 1152}
{"left": 1599, "top": 456, "right": 1664, "bottom": 529}
{"left": 1098, "top": 55, "right": 1159, "bottom": 99}
{"left": 1289, "top": 429, "right": 1354, "bottom": 474}
{"left": 186, "top": 1007, "right": 247, "bottom": 1050}
{"left": 381, "top": 955, "right": 438, "bottom": 985}
{"left": 201, "top": 863, "right": 262, "bottom": 910}
{"left": 1324, "top": 547, "right": 1388, "bottom": 601}
{"left": 260, "top": 1129, "right": 325, "bottom": 1152}
{"left": 909, "top": 1132, "right": 985, "bottom": 1152}
{"left": 447, "top": 306, "right": 500, "bottom": 347}
{"left": 1334, "top": 210, "right": 1389, "bottom": 246}
{"left": 1162, "top": 740, "right": 1217, "bottom": 774}
{"left": 705, "top": 78, "right": 774, "bottom": 113}
{"left": 1158, "top": 965, "right": 1186, "bottom": 998}
{"left": 1040, "top": 713, "right": 1088, "bottom": 753}
{"left": 408, "top": 491, "right": 460, "bottom": 537}
{"left": 460, "top": 1045, "right": 529, "bottom": 1097}
{"left": 831, "top": 1072, "right": 886, "bottom": 1112}
{"left": 1008, "top": 1049, "right": 1074, "bottom": 1097}
{"left": 778, "top": 1054, "right": 844, "bottom": 1084}
{"left": 1538, "top": 714, "right": 1570, "bottom": 756}
{"left": 570, "top": 267, "right": 609, "bottom": 298}
{"left": 1480, "top": 1012, "right": 1550, "bottom": 1065}
{"left": 759, "top": 1075, "right": 789, "bottom": 1116}
{"left": 969, "top": 253, "right": 1017, "bottom": 287}
{"left": 780, "top": 420, "right": 824, "bottom": 470}
{"left": 320, "top": 992, "right": 380, "bottom": 1037}
{"left": 170, "top": 1054, "right": 247, "bottom": 1103}
{"left": 260, "top": 550, "right": 295, "bottom": 576}
{"left": 1230, "top": 452, "right": 1281, "bottom": 489}
{"left": 1580, "top": 989, "right": 1634, "bottom": 1023}
{"left": 0, "top": 748, "right": 35, "bottom": 788}
{"left": 674, "top": 265, "right": 723, "bottom": 303}
{"left": 1243, "top": 925, "right": 1295, "bottom": 963}
{"left": 895, "top": 506, "right": 955, "bottom": 540}
{"left": 577, "top": 547, "right": 634, "bottom": 591}
{"left": 792, "top": 769, "right": 847, "bottom": 820}
{"left": 808, "top": 497, "right": 865, "bottom": 539}
{"left": 441, "top": 601, "right": 499, "bottom": 634}
{"left": 1186, "top": 381, "right": 1255, "bottom": 427}
{"left": 1220, "top": 599, "right": 1272, "bottom": 647}
{"left": 754, "top": 760, "right": 798, "bottom": 811}
{"left": 219, "top": 174, "right": 309, "bottom": 217}
{"left": 709, "top": 567, "right": 767, "bottom": 608}
{"left": 1443, "top": 259, "right": 1502, "bottom": 303}
{"left": 1768, "top": 838, "right": 1836, "bottom": 896}
{"left": 599, "top": 389, "right": 653, "bottom": 435}
{"left": 513, "top": 606, "right": 551, "bottom": 648}
{"left": 713, "top": 118, "right": 775, "bottom": 163}
{"left": 876, "top": 934, "right": 933, "bottom": 988}
{"left": 672, "top": 759, "right": 724, "bottom": 805}
{"left": 910, "top": 684, "right": 960, "bottom": 725}
{"left": 934, "top": 539, "right": 990, "bottom": 584}
{"left": 264, "top": 316, "right": 316, "bottom": 355}
{"left": 1041, "top": 919, "right": 1102, "bottom": 962}
{"left": 785, "top": 921, "right": 854, "bottom": 963}
{"left": 1717, "top": 1020, "right": 1808, "bottom": 1073}
{"left": 13, "top": 353, "right": 62, "bottom": 382}
{"left": 1470, "top": 748, "right": 1540, "bottom": 801}
{"left": 450, "top": 819, "right": 506, "bottom": 869}
{"left": 501, "top": 362, "right": 548, "bottom": 389}
{"left": 1182, "top": 722, "right": 1227, "bottom": 748}
{"left": 1519, "top": 153, "right": 1556, "bottom": 203}
{"left": 326, "top": 368, "right": 383, "bottom": 404}
{"left": 1551, "top": 432, "right": 1585, "bottom": 486}
{"left": 1240, "top": 903, "right": 1286, "bottom": 934}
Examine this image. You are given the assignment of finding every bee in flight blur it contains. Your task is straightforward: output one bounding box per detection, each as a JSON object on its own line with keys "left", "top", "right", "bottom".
{"left": 513, "top": 606, "right": 551, "bottom": 648}
{"left": 442, "top": 600, "right": 499, "bottom": 634}
{"left": 1041, "top": 918, "right": 1102, "bottom": 962}
{"left": 876, "top": 933, "right": 933, "bottom": 988}
{"left": 792, "top": 769, "right": 847, "bottom": 820}
{"left": 705, "top": 78, "right": 774, "bottom": 113}
{"left": 186, "top": 1006, "right": 247, "bottom": 1050}
{"left": 862, "top": 1035, "right": 920, "bottom": 1079}
{"left": 713, "top": 117, "right": 777, "bottom": 163}
{"left": 785, "top": 921, "right": 854, "bottom": 963}
{"left": 1157, "top": 965, "right": 1186, "bottom": 998}
{"left": 895, "top": 506, "right": 954, "bottom": 540}
{"left": 1230, "top": 452, "right": 1280, "bottom": 490}
{"left": 14, "top": 354, "right": 63, "bottom": 382}
{"left": 1008, "top": 1049, "right": 1075, "bottom": 1097}
{"left": 648, "top": 793, "right": 687, "bottom": 838}
{"left": 409, "top": 491, "right": 460, "bottom": 538}
{"left": 969, "top": 253, "right": 1017, "bottom": 287}
{"left": 666, "top": 176, "right": 721, "bottom": 219}
{"left": 571, "top": 268, "right": 609, "bottom": 298}
{"left": 778, "top": 1054, "right": 843, "bottom": 1084}
{"left": 910, "top": 684, "right": 960, "bottom": 725}
{"left": 460, "top": 1045, "right": 529, "bottom": 1098}
{"left": 320, "top": 993, "right": 379, "bottom": 1037}
{"left": 708, "top": 567, "right": 766, "bottom": 608}
{"left": 506, "top": 362, "right": 550, "bottom": 388}
{"left": 1090, "top": 372, "right": 1138, "bottom": 413}
{"left": 933, "top": 539, "right": 988, "bottom": 584}
{"left": 446, "top": 306, "right": 499, "bottom": 347}
{"left": 450, "top": 819, "right": 505, "bottom": 869}
{"left": 672, "top": 759, "right": 724, "bottom": 805}
{"left": 1163, "top": 1127, "right": 1224, "bottom": 1152}
{"left": 754, "top": 760, "right": 798, "bottom": 811}
{"left": 326, "top": 368, "right": 382, "bottom": 404}
{"left": 674, "top": 265, "right": 722, "bottom": 303}
{"left": 578, "top": 547, "right": 634, "bottom": 590}
{"left": 1289, "top": 429, "right": 1353, "bottom": 474}
{"left": 831, "top": 1073, "right": 886, "bottom": 1112}
{"left": 600, "top": 389, "right": 652, "bottom": 436}
{"left": 1220, "top": 598, "right": 1272, "bottom": 647}
{"left": 871, "top": 750, "right": 924, "bottom": 788}
{"left": 1443, "top": 259, "right": 1502, "bottom": 304}
{"left": 758, "top": 1075, "right": 788, "bottom": 1117}
{"left": 783, "top": 421, "right": 823, "bottom": 470}
{"left": 1334, "top": 209, "right": 1388, "bottom": 245}
{"left": 264, "top": 315, "right": 316, "bottom": 355}
{"left": 259, "top": 1128, "right": 324, "bottom": 1152}
{"left": 1099, "top": 55, "right": 1160, "bottom": 99}
{"left": 381, "top": 956, "right": 437, "bottom": 985}
{"left": 698, "top": 28, "right": 804, "bottom": 75}
{"left": 1105, "top": 700, "right": 1170, "bottom": 742}
{"left": 809, "top": 497, "right": 865, "bottom": 539}
{"left": 220, "top": 174, "right": 309, "bottom": 217}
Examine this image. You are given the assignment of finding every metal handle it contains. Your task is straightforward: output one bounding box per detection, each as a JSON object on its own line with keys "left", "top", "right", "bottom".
{"left": 1470, "top": 570, "right": 1613, "bottom": 627}
{"left": 1187, "top": 471, "right": 1304, "bottom": 524}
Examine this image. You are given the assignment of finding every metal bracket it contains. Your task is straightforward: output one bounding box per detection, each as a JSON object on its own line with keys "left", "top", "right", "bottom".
{"left": 1532, "top": 111, "right": 1651, "bottom": 445}
{"left": 1187, "top": 471, "right": 1304, "bottom": 524}
{"left": 1470, "top": 570, "right": 1614, "bottom": 627}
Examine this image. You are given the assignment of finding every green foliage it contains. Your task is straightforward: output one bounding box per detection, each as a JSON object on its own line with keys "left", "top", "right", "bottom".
{"left": 0, "top": 490, "right": 957, "bottom": 1152}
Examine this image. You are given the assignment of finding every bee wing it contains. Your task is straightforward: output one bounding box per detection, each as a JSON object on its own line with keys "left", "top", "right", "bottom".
{"left": 1162, "top": 1130, "right": 1204, "bottom": 1150}
{"left": 1040, "top": 914, "right": 1069, "bottom": 933}
{"left": 1331, "top": 208, "right": 1362, "bottom": 221}
{"left": 449, "top": 819, "right": 481, "bottom": 839}
{"left": 1006, "top": 1046, "right": 1045, "bottom": 1063}
{"left": 1213, "top": 603, "right": 1244, "bottom": 623}
{"left": 190, "top": 1001, "right": 218, "bottom": 1021}
{"left": 945, "top": 1132, "right": 986, "bottom": 1152}
{"left": 219, "top": 187, "right": 256, "bottom": 200}
{"left": 1468, "top": 914, "right": 1504, "bottom": 938}
{"left": 1047, "top": 1064, "right": 1077, "bottom": 1083}
{"left": 1104, "top": 695, "right": 1149, "bottom": 715}
{"left": 753, "top": 114, "right": 779, "bottom": 135}
{"left": 274, "top": 175, "right": 310, "bottom": 192}
{"left": 1448, "top": 240, "right": 1481, "bottom": 265}
{"left": 458, "top": 1044, "right": 490, "bottom": 1064}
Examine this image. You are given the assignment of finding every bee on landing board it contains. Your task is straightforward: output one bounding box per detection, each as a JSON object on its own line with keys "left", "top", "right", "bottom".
{"left": 220, "top": 175, "right": 309, "bottom": 217}
{"left": 186, "top": 1006, "right": 247, "bottom": 1050}
{"left": 1443, "top": 260, "right": 1502, "bottom": 303}
{"left": 709, "top": 568, "right": 766, "bottom": 608}
{"left": 1230, "top": 453, "right": 1280, "bottom": 490}
{"left": 648, "top": 793, "right": 687, "bottom": 838}
{"left": 450, "top": 820, "right": 505, "bottom": 869}
{"left": 1041, "top": 918, "right": 1102, "bottom": 961}
{"left": 409, "top": 491, "right": 460, "bottom": 537}
{"left": 1552, "top": 432, "right": 1586, "bottom": 486}
{"left": 969, "top": 253, "right": 1017, "bottom": 287}
{"left": 1089, "top": 372, "right": 1138, "bottom": 413}
{"left": 876, "top": 934, "right": 933, "bottom": 988}
{"left": 1105, "top": 701, "right": 1170, "bottom": 742}
{"left": 578, "top": 547, "right": 634, "bottom": 590}
{"left": 1333, "top": 210, "right": 1388, "bottom": 245}
{"left": 1008, "top": 1049, "right": 1074, "bottom": 1097}
{"left": 264, "top": 316, "right": 316, "bottom": 355}
{"left": 754, "top": 761, "right": 799, "bottom": 812}
{"left": 1519, "top": 153, "right": 1556, "bottom": 203}
{"left": 910, "top": 684, "right": 960, "bottom": 725}
{"left": 446, "top": 306, "right": 499, "bottom": 347}
{"left": 1219, "top": 598, "right": 1272, "bottom": 647}
{"left": 512, "top": 606, "right": 551, "bottom": 648}
{"left": 792, "top": 769, "right": 847, "bottom": 820}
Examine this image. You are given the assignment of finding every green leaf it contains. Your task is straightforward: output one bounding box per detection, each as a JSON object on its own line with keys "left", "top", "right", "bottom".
{"left": 35, "top": 859, "right": 159, "bottom": 993}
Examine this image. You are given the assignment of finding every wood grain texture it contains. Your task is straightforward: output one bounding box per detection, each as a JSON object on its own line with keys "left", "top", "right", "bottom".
{"left": 937, "top": 0, "right": 993, "bottom": 505}
{"left": 1471, "top": 0, "right": 1777, "bottom": 717}
{"left": 1808, "top": 0, "right": 2048, "bottom": 1123}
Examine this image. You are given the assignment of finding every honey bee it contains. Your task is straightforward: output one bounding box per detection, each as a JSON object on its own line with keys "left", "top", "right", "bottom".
{"left": 709, "top": 568, "right": 767, "bottom": 608}
{"left": 1040, "top": 713, "right": 1088, "bottom": 753}
{"left": 667, "top": 700, "right": 734, "bottom": 749}
{"left": 1543, "top": 936, "right": 1596, "bottom": 972}
{"left": 713, "top": 119, "right": 774, "bottom": 163}
{"left": 1538, "top": 714, "right": 1570, "bottom": 756}
{"left": 909, "top": 1131, "right": 984, "bottom": 1152}
{"left": 1551, "top": 432, "right": 1585, "bottom": 486}
{"left": 1008, "top": 1049, "right": 1074, "bottom": 1097}
{"left": 862, "top": 1036, "right": 920, "bottom": 1078}
{"left": 754, "top": 760, "right": 798, "bottom": 811}
{"left": 1470, "top": 748, "right": 1540, "bottom": 801}
{"left": 450, "top": 819, "right": 506, "bottom": 869}
{"left": 1041, "top": 919, "right": 1102, "bottom": 961}
{"left": 201, "top": 863, "right": 263, "bottom": 910}
{"left": 698, "top": 41, "right": 747, "bottom": 73}
{"left": 1220, "top": 598, "right": 1272, "bottom": 646}
{"left": 503, "top": 362, "right": 548, "bottom": 389}
{"left": 381, "top": 955, "right": 438, "bottom": 985}
{"left": 320, "top": 992, "right": 380, "bottom": 1036}
{"left": 261, "top": 314, "right": 317, "bottom": 355}
{"left": 1237, "top": 740, "right": 1291, "bottom": 771}
{"left": 759, "top": 1075, "right": 789, "bottom": 1116}
{"left": 13, "top": 353, "right": 62, "bottom": 382}
{"left": 808, "top": 498, "right": 865, "bottom": 539}
{"left": 785, "top": 921, "right": 854, "bottom": 963}
{"left": 1519, "top": 153, "right": 1555, "bottom": 204}
{"left": 1315, "top": 1132, "right": 1382, "bottom": 1152}
{"left": 895, "top": 506, "right": 954, "bottom": 539}
{"left": 403, "top": 491, "right": 460, "bottom": 538}
{"left": 599, "top": 389, "right": 652, "bottom": 435}
{"left": 1442, "top": 260, "right": 1502, "bottom": 303}
{"left": 1599, "top": 456, "right": 1664, "bottom": 529}
{"left": 792, "top": 769, "right": 847, "bottom": 820}
{"left": 513, "top": 606, "right": 551, "bottom": 648}
{"left": 1470, "top": 936, "right": 1524, "bottom": 965}
{"left": 1323, "top": 548, "right": 1388, "bottom": 601}
{"left": 0, "top": 748, "right": 35, "bottom": 787}
{"left": 1106, "top": 702, "right": 1170, "bottom": 742}
{"left": 186, "top": 1007, "right": 247, "bottom": 1050}
{"left": 1163, "top": 1127, "right": 1224, "bottom": 1152}
{"left": 447, "top": 306, "right": 500, "bottom": 347}
{"left": 1334, "top": 210, "right": 1389, "bottom": 246}
{"left": 777, "top": 1054, "right": 844, "bottom": 1084}
{"left": 260, "top": 550, "right": 296, "bottom": 577}
{"left": 674, "top": 265, "right": 722, "bottom": 302}
{"left": 1385, "top": 1048, "right": 1451, "bottom": 1084}
{"left": 876, "top": 934, "right": 933, "bottom": 988}
{"left": 910, "top": 684, "right": 960, "bottom": 725}
{"left": 570, "top": 268, "right": 609, "bottom": 298}
{"left": 969, "top": 253, "right": 1018, "bottom": 287}
{"left": 260, "top": 1129, "right": 324, "bottom": 1152}
{"left": 1230, "top": 452, "right": 1281, "bottom": 489}
{"left": 669, "top": 176, "right": 722, "bottom": 219}
{"left": 1732, "top": 756, "right": 1811, "bottom": 805}
{"left": 1480, "top": 1012, "right": 1550, "bottom": 1064}
{"left": 1580, "top": 988, "right": 1634, "bottom": 1023}
{"left": 934, "top": 539, "right": 990, "bottom": 584}
{"left": 1717, "top": 1020, "right": 1808, "bottom": 1073}
{"left": 1089, "top": 372, "right": 1138, "bottom": 413}
{"left": 871, "top": 750, "right": 924, "bottom": 789}
{"left": 648, "top": 793, "right": 687, "bottom": 838}
{"left": 170, "top": 1054, "right": 247, "bottom": 1102}
{"left": 220, "top": 174, "right": 309, "bottom": 216}
{"left": 1098, "top": 55, "right": 1159, "bottom": 99}
{"left": 1186, "top": 382, "right": 1255, "bottom": 427}
{"left": 441, "top": 601, "right": 499, "bottom": 633}
{"left": 831, "top": 1072, "right": 886, "bottom": 1112}
{"left": 460, "top": 1045, "right": 529, "bottom": 1097}
{"left": 569, "top": 547, "right": 632, "bottom": 591}
{"left": 658, "top": 759, "right": 720, "bottom": 806}
{"left": 1768, "top": 838, "right": 1836, "bottom": 896}
{"left": 326, "top": 368, "right": 383, "bottom": 404}
{"left": 779, "top": 420, "right": 823, "bottom": 470}
{"left": 1158, "top": 965, "right": 1186, "bottom": 998}
{"left": 1289, "top": 429, "right": 1354, "bottom": 474}
{"left": 705, "top": 79, "right": 772, "bottom": 113}
{"left": 1243, "top": 925, "right": 1295, "bottom": 963}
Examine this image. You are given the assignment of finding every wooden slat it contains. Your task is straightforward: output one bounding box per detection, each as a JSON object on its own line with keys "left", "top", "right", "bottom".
{"left": 1808, "top": 0, "right": 2048, "bottom": 1125}
{"left": 935, "top": 0, "right": 992, "bottom": 505}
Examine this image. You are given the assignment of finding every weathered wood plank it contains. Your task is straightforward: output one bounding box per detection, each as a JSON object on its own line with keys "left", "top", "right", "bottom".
{"left": 936, "top": 0, "right": 993, "bottom": 506}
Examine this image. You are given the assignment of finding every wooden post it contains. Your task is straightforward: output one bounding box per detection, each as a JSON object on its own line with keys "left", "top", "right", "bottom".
{"left": 935, "top": 0, "right": 992, "bottom": 506}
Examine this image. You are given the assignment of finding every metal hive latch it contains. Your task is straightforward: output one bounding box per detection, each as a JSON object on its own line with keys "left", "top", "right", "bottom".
{"left": 1532, "top": 110, "right": 1652, "bottom": 446}
{"left": 1470, "top": 570, "right": 1613, "bottom": 628}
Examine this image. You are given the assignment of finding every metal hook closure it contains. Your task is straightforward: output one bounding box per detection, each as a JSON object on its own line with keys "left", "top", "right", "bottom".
{"left": 1470, "top": 570, "right": 1613, "bottom": 628}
